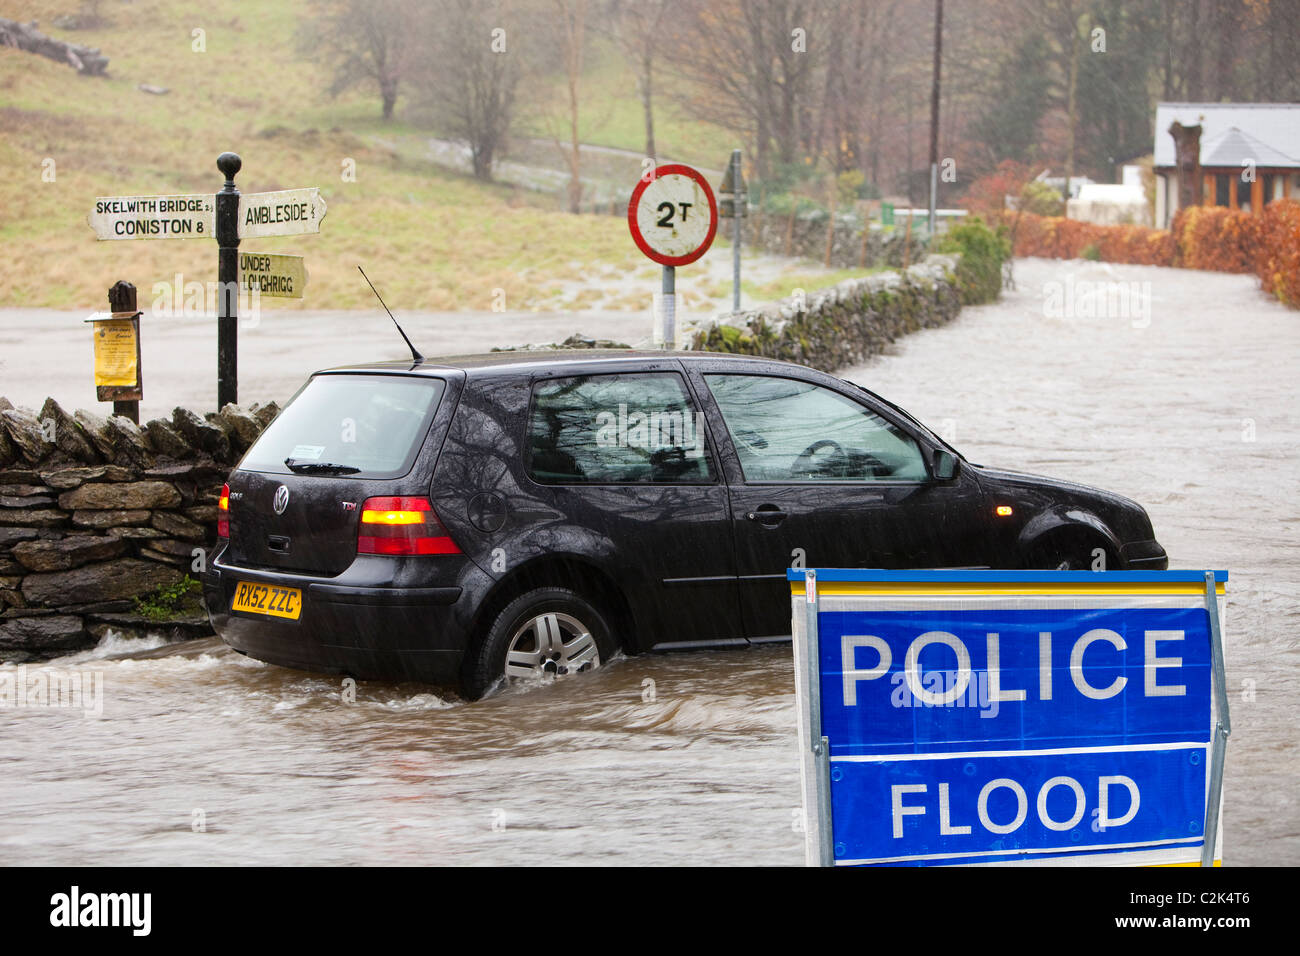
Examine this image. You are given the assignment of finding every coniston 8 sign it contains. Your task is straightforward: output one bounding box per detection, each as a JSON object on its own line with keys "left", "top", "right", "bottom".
{"left": 627, "top": 164, "right": 718, "bottom": 266}
{"left": 790, "top": 569, "right": 1230, "bottom": 867}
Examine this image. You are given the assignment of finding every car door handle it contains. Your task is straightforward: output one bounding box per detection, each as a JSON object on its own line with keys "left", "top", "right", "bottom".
{"left": 746, "top": 508, "right": 788, "bottom": 525}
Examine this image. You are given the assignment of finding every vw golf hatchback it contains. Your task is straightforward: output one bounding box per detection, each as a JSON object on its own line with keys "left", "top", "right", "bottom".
{"left": 204, "top": 351, "right": 1167, "bottom": 698}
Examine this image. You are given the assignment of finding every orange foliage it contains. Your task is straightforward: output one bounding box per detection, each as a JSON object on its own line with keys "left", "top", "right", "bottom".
{"left": 997, "top": 201, "right": 1299, "bottom": 308}
{"left": 999, "top": 211, "right": 1174, "bottom": 266}
{"left": 1254, "top": 199, "right": 1300, "bottom": 307}
{"left": 963, "top": 161, "right": 1036, "bottom": 219}
{"left": 1170, "top": 206, "right": 1258, "bottom": 273}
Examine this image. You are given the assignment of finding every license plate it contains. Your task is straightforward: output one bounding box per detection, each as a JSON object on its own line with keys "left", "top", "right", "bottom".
{"left": 231, "top": 581, "right": 302, "bottom": 620}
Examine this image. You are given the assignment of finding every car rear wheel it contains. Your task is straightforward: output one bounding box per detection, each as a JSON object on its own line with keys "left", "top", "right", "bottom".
{"left": 462, "top": 587, "right": 615, "bottom": 700}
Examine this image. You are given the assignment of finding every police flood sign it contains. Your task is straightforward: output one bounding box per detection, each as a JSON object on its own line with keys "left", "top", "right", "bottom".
{"left": 790, "top": 569, "right": 1229, "bottom": 866}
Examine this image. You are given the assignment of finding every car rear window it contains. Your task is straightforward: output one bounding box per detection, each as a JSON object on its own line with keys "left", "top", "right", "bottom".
{"left": 239, "top": 373, "right": 446, "bottom": 478}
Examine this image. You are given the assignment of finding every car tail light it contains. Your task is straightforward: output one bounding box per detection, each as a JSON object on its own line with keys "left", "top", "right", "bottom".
{"left": 218, "top": 483, "right": 230, "bottom": 538}
{"left": 357, "top": 496, "right": 461, "bottom": 555}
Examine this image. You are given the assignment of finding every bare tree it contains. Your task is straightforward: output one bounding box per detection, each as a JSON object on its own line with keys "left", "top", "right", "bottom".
{"left": 612, "top": 0, "right": 675, "bottom": 163}
{"left": 414, "top": 0, "right": 524, "bottom": 180}
{"left": 552, "top": 0, "right": 589, "bottom": 213}
{"left": 301, "top": 0, "right": 414, "bottom": 121}
{"left": 666, "top": 0, "right": 821, "bottom": 180}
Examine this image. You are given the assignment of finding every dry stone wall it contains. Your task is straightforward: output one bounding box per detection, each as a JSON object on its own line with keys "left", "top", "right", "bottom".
{"left": 0, "top": 397, "right": 275, "bottom": 662}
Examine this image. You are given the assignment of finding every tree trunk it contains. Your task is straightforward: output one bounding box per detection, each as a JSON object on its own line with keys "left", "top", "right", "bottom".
{"left": 1063, "top": 15, "right": 1082, "bottom": 204}
{"left": 0, "top": 17, "right": 108, "bottom": 75}
{"left": 640, "top": 51, "right": 655, "bottom": 164}
{"left": 1169, "top": 121, "right": 1202, "bottom": 215}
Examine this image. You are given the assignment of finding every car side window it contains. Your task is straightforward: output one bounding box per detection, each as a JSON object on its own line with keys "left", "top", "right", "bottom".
{"left": 703, "top": 374, "right": 928, "bottom": 482}
{"left": 527, "top": 372, "right": 715, "bottom": 484}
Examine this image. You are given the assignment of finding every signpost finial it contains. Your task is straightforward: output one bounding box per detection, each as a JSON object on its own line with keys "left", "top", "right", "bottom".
{"left": 216, "top": 151, "right": 242, "bottom": 186}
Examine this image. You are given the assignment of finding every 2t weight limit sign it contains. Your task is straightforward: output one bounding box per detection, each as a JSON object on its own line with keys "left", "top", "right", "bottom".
{"left": 628, "top": 164, "right": 718, "bottom": 266}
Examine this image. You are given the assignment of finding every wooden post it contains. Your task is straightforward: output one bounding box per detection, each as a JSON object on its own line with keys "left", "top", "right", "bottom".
{"left": 858, "top": 205, "right": 870, "bottom": 270}
{"left": 902, "top": 212, "right": 913, "bottom": 270}
{"left": 1204, "top": 172, "right": 1216, "bottom": 206}
{"left": 103, "top": 280, "right": 141, "bottom": 424}
{"left": 1229, "top": 171, "right": 1239, "bottom": 210}
{"left": 824, "top": 182, "right": 837, "bottom": 268}
{"left": 1250, "top": 174, "right": 1263, "bottom": 214}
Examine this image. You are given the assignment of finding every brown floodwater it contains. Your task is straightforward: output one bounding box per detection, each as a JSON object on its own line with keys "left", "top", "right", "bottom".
{"left": 1, "top": 259, "right": 1295, "bottom": 865}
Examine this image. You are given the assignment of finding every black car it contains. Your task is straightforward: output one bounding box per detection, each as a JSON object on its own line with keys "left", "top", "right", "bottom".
{"left": 203, "top": 350, "right": 1167, "bottom": 699}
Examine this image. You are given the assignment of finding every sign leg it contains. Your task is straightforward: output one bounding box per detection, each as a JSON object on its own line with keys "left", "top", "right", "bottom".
{"left": 661, "top": 265, "right": 675, "bottom": 350}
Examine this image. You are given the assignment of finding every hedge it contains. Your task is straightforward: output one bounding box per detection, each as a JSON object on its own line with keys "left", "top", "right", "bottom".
{"left": 998, "top": 199, "right": 1300, "bottom": 308}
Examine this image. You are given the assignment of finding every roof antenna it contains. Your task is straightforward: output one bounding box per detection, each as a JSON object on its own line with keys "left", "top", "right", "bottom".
{"left": 358, "top": 266, "right": 424, "bottom": 364}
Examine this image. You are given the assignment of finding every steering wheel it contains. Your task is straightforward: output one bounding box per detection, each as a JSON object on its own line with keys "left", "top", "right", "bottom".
{"left": 790, "top": 439, "right": 846, "bottom": 478}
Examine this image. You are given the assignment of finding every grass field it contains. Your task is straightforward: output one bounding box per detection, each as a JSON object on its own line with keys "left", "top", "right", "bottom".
{"left": 0, "top": 0, "right": 853, "bottom": 314}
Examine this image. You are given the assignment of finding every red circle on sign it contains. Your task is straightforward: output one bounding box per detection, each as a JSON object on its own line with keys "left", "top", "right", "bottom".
{"left": 627, "top": 163, "right": 719, "bottom": 267}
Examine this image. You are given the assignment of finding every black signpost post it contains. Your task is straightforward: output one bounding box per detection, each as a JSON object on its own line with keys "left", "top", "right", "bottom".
{"left": 215, "top": 151, "right": 241, "bottom": 411}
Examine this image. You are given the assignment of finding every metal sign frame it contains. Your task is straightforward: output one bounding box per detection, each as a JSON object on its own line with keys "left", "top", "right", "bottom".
{"left": 791, "top": 568, "right": 1230, "bottom": 867}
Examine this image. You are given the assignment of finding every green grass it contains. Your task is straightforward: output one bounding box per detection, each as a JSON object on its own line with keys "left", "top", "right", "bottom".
{"left": 134, "top": 575, "right": 202, "bottom": 621}
{"left": 514, "top": 38, "right": 737, "bottom": 168}
{"left": 0, "top": 0, "right": 839, "bottom": 312}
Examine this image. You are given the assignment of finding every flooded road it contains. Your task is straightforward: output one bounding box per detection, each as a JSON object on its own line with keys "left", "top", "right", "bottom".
{"left": 2, "top": 258, "right": 1296, "bottom": 865}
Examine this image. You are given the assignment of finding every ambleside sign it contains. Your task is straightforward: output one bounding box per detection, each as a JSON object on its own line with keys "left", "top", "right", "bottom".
{"left": 790, "top": 569, "right": 1229, "bottom": 867}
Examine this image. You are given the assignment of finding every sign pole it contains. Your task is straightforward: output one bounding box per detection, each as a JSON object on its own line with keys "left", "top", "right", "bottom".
{"left": 661, "top": 265, "right": 675, "bottom": 349}
{"left": 215, "top": 151, "right": 241, "bottom": 411}
{"left": 627, "top": 163, "right": 717, "bottom": 352}
{"left": 1201, "top": 570, "right": 1231, "bottom": 866}
{"left": 802, "top": 569, "right": 834, "bottom": 867}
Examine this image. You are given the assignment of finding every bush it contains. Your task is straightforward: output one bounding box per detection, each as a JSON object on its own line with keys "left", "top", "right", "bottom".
{"left": 996, "top": 200, "right": 1299, "bottom": 309}
{"left": 940, "top": 217, "right": 1010, "bottom": 304}
{"left": 1019, "top": 180, "right": 1065, "bottom": 217}
{"left": 1171, "top": 205, "right": 1259, "bottom": 273}
{"left": 1001, "top": 211, "right": 1174, "bottom": 266}
{"left": 1256, "top": 199, "right": 1300, "bottom": 306}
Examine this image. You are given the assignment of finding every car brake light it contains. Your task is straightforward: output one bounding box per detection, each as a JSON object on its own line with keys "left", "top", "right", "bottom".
{"left": 357, "top": 496, "right": 461, "bottom": 555}
{"left": 218, "top": 483, "right": 230, "bottom": 537}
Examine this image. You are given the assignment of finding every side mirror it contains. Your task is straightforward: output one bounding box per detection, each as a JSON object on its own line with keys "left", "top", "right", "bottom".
{"left": 932, "top": 449, "right": 960, "bottom": 481}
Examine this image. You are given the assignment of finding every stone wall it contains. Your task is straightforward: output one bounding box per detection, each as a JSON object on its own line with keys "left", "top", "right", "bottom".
{"left": 0, "top": 398, "right": 274, "bottom": 662}
{"left": 738, "top": 210, "right": 929, "bottom": 270}
{"left": 686, "top": 253, "right": 963, "bottom": 370}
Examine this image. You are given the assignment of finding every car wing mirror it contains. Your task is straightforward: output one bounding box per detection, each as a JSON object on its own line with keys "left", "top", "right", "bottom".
{"left": 932, "top": 449, "right": 960, "bottom": 481}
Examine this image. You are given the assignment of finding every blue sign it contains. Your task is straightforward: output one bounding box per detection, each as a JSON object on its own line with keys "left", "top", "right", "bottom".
{"left": 790, "top": 570, "right": 1229, "bottom": 867}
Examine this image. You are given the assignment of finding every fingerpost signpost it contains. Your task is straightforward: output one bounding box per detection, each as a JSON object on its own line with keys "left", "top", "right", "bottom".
{"left": 717, "top": 149, "right": 747, "bottom": 312}
{"left": 627, "top": 164, "right": 717, "bottom": 349}
{"left": 87, "top": 152, "right": 326, "bottom": 410}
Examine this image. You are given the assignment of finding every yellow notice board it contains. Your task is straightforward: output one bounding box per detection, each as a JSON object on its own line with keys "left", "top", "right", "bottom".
{"left": 93, "top": 319, "right": 138, "bottom": 387}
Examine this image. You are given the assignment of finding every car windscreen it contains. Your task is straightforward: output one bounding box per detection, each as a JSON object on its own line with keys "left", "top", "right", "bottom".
{"left": 239, "top": 373, "right": 446, "bottom": 479}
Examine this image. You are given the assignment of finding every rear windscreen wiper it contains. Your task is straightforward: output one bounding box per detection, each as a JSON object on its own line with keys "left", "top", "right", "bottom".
{"left": 284, "top": 458, "right": 361, "bottom": 474}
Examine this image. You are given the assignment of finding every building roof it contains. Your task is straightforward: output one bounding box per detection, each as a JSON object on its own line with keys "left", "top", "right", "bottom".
{"left": 1154, "top": 102, "right": 1300, "bottom": 168}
